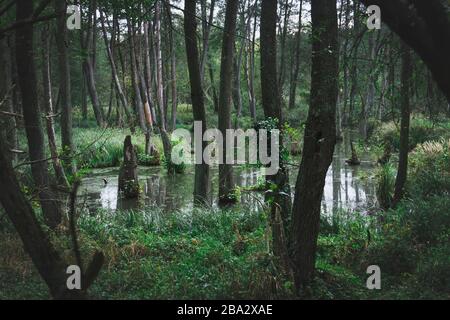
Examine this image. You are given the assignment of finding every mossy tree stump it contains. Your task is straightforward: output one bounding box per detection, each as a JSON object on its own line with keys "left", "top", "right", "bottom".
{"left": 118, "top": 136, "right": 140, "bottom": 198}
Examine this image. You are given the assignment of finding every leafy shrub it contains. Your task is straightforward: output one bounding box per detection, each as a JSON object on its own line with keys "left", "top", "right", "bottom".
{"left": 408, "top": 139, "right": 450, "bottom": 197}
{"left": 376, "top": 163, "right": 396, "bottom": 210}
{"left": 372, "top": 116, "right": 450, "bottom": 152}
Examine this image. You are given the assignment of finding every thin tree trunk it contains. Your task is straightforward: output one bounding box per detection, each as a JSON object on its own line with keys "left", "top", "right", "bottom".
{"left": 81, "top": 77, "right": 88, "bottom": 121}
{"left": 185, "top": 0, "right": 210, "bottom": 205}
{"left": 135, "top": 16, "right": 154, "bottom": 153}
{"left": 41, "top": 25, "right": 69, "bottom": 188}
{"left": 208, "top": 57, "right": 219, "bottom": 113}
{"left": 233, "top": 1, "right": 254, "bottom": 119}
{"left": 54, "top": 0, "right": 75, "bottom": 175}
{"left": 0, "top": 36, "right": 17, "bottom": 164}
{"left": 218, "top": 0, "right": 239, "bottom": 205}
{"left": 99, "top": 10, "right": 131, "bottom": 122}
{"left": 278, "top": 0, "right": 291, "bottom": 93}
{"left": 164, "top": 2, "right": 178, "bottom": 130}
{"left": 81, "top": 0, "right": 105, "bottom": 127}
{"left": 341, "top": 0, "right": 351, "bottom": 125}
{"left": 247, "top": 2, "right": 258, "bottom": 121}
{"left": 288, "top": 0, "right": 303, "bottom": 110}
{"left": 154, "top": 0, "right": 172, "bottom": 166}
{"left": 393, "top": 43, "right": 412, "bottom": 206}
{"left": 127, "top": 18, "right": 147, "bottom": 132}
{"left": 200, "top": 0, "right": 216, "bottom": 84}
{"left": 144, "top": 20, "right": 158, "bottom": 127}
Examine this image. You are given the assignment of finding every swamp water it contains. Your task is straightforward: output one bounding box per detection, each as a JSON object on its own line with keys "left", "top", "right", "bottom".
{"left": 79, "top": 139, "right": 378, "bottom": 220}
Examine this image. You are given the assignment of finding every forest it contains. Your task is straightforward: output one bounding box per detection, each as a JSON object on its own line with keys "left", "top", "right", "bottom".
{"left": 0, "top": 0, "right": 449, "bottom": 300}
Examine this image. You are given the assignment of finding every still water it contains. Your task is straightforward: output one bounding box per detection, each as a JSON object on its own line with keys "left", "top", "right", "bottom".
{"left": 79, "top": 141, "right": 378, "bottom": 218}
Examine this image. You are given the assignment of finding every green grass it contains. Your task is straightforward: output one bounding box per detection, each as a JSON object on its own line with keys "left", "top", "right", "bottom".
{"left": 0, "top": 208, "right": 296, "bottom": 299}
{"left": 72, "top": 128, "right": 163, "bottom": 170}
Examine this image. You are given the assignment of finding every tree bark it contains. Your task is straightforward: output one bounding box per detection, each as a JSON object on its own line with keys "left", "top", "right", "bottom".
{"left": 290, "top": 0, "right": 339, "bottom": 290}
{"left": 127, "top": 18, "right": 147, "bottom": 132}
{"left": 200, "top": 0, "right": 216, "bottom": 84}
{"left": 16, "top": 0, "right": 62, "bottom": 229}
{"left": 41, "top": 24, "right": 69, "bottom": 188}
{"left": 393, "top": 42, "right": 412, "bottom": 207}
{"left": 154, "top": 0, "right": 172, "bottom": 168}
{"left": 164, "top": 2, "right": 178, "bottom": 130}
{"left": 144, "top": 20, "right": 158, "bottom": 127}
{"left": 54, "top": 0, "right": 75, "bottom": 175}
{"left": 278, "top": 0, "right": 292, "bottom": 94}
{"left": 81, "top": 0, "right": 105, "bottom": 128}
{"left": 288, "top": 0, "right": 303, "bottom": 110}
{"left": 218, "top": 0, "right": 239, "bottom": 205}
{"left": 260, "top": 0, "right": 293, "bottom": 272}
{"left": 247, "top": 1, "right": 258, "bottom": 121}
{"left": 185, "top": 0, "right": 211, "bottom": 206}
{"left": 0, "top": 35, "right": 17, "bottom": 164}
{"left": 99, "top": 10, "right": 131, "bottom": 122}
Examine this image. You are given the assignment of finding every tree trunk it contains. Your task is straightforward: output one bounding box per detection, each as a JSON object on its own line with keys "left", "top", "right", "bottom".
{"left": 218, "top": 0, "right": 239, "bottom": 205}
{"left": 0, "top": 35, "right": 17, "bottom": 164}
{"left": 393, "top": 43, "right": 412, "bottom": 207}
{"left": 99, "top": 10, "right": 131, "bottom": 122}
{"left": 233, "top": 1, "right": 254, "bottom": 119}
{"left": 290, "top": 0, "right": 339, "bottom": 291}
{"left": 247, "top": 2, "right": 258, "bottom": 121}
{"left": 81, "top": 0, "right": 105, "bottom": 128}
{"left": 41, "top": 25, "right": 69, "bottom": 188}
{"left": 154, "top": 1, "right": 172, "bottom": 168}
{"left": 16, "top": 0, "right": 62, "bottom": 229}
{"left": 200, "top": 0, "right": 216, "bottom": 84}
{"left": 208, "top": 58, "right": 219, "bottom": 113}
{"left": 164, "top": 2, "right": 178, "bottom": 130}
{"left": 144, "top": 20, "right": 158, "bottom": 127}
{"left": 54, "top": 0, "right": 75, "bottom": 175}
{"left": 127, "top": 19, "right": 147, "bottom": 132}
{"left": 260, "top": 0, "right": 293, "bottom": 272}
{"left": 185, "top": 0, "right": 211, "bottom": 206}
{"left": 288, "top": 0, "right": 303, "bottom": 110}
{"left": 278, "top": 0, "right": 291, "bottom": 94}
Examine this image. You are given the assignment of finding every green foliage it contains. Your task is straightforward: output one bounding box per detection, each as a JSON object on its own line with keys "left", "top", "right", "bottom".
{"left": 408, "top": 139, "right": 450, "bottom": 197}
{"left": 72, "top": 128, "right": 162, "bottom": 169}
{"left": 372, "top": 115, "right": 450, "bottom": 152}
{"left": 76, "top": 208, "right": 292, "bottom": 299}
{"left": 376, "top": 163, "right": 396, "bottom": 210}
